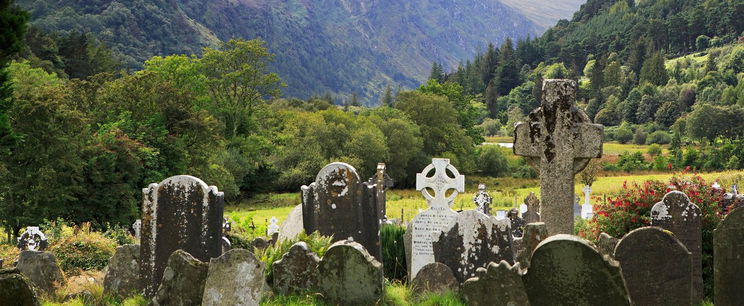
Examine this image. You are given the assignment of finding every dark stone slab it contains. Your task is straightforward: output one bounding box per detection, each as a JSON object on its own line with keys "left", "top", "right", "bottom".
{"left": 650, "top": 191, "right": 702, "bottom": 304}
{"left": 318, "top": 240, "right": 383, "bottom": 305}
{"left": 273, "top": 242, "right": 320, "bottom": 295}
{"left": 715, "top": 206, "right": 744, "bottom": 305}
{"left": 104, "top": 244, "right": 142, "bottom": 299}
{"left": 462, "top": 261, "right": 529, "bottom": 306}
{"left": 508, "top": 208, "right": 526, "bottom": 238}
{"left": 433, "top": 210, "right": 513, "bottom": 284}
{"left": 140, "top": 175, "right": 224, "bottom": 298}
{"left": 0, "top": 268, "right": 39, "bottom": 306}
{"left": 411, "top": 262, "right": 458, "bottom": 296}
{"left": 153, "top": 249, "right": 208, "bottom": 306}
{"left": 523, "top": 234, "right": 630, "bottom": 306}
{"left": 16, "top": 251, "right": 65, "bottom": 296}
{"left": 516, "top": 222, "right": 548, "bottom": 269}
{"left": 615, "top": 227, "right": 692, "bottom": 306}
{"left": 202, "top": 249, "right": 265, "bottom": 306}
{"left": 301, "top": 162, "right": 383, "bottom": 261}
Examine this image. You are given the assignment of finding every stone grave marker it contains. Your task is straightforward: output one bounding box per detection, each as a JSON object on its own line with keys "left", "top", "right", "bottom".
{"left": 508, "top": 208, "right": 526, "bottom": 238}
{"left": 597, "top": 232, "right": 619, "bottom": 258}
{"left": 132, "top": 220, "right": 141, "bottom": 240}
{"left": 103, "top": 244, "right": 142, "bottom": 299}
{"left": 411, "top": 262, "right": 458, "bottom": 296}
{"left": 574, "top": 195, "right": 581, "bottom": 219}
{"left": 433, "top": 210, "right": 513, "bottom": 283}
{"left": 714, "top": 206, "right": 744, "bottom": 305}
{"left": 16, "top": 251, "right": 65, "bottom": 296}
{"left": 202, "top": 249, "right": 265, "bottom": 306}
{"left": 267, "top": 217, "right": 280, "bottom": 236}
{"left": 523, "top": 235, "right": 630, "bottom": 305}
{"left": 472, "top": 184, "right": 492, "bottom": 215}
{"left": 301, "top": 162, "right": 383, "bottom": 261}
{"left": 519, "top": 203, "right": 528, "bottom": 215}
{"left": 273, "top": 242, "right": 320, "bottom": 295}
{"left": 0, "top": 269, "right": 39, "bottom": 305}
{"left": 614, "top": 227, "right": 692, "bottom": 306}
{"left": 495, "top": 210, "right": 506, "bottom": 220}
{"left": 522, "top": 192, "right": 541, "bottom": 223}
{"left": 516, "top": 222, "right": 548, "bottom": 269}
{"left": 318, "top": 240, "right": 384, "bottom": 305}
{"left": 582, "top": 185, "right": 593, "bottom": 219}
{"left": 367, "top": 163, "right": 393, "bottom": 222}
{"left": 462, "top": 261, "right": 529, "bottom": 306}
{"left": 408, "top": 158, "right": 464, "bottom": 279}
{"left": 278, "top": 204, "right": 303, "bottom": 241}
{"left": 514, "top": 79, "right": 603, "bottom": 235}
{"left": 140, "top": 175, "right": 224, "bottom": 298}
{"left": 153, "top": 250, "right": 208, "bottom": 306}
{"left": 650, "top": 191, "right": 702, "bottom": 304}
{"left": 17, "top": 227, "right": 48, "bottom": 251}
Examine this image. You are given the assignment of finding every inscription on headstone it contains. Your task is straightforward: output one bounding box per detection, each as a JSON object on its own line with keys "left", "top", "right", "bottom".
{"left": 301, "top": 162, "right": 384, "bottom": 261}
{"left": 650, "top": 191, "right": 702, "bottom": 304}
{"left": 140, "top": 175, "right": 224, "bottom": 298}
{"left": 514, "top": 79, "right": 603, "bottom": 235}
{"left": 409, "top": 158, "right": 464, "bottom": 279}
{"left": 614, "top": 227, "right": 693, "bottom": 306}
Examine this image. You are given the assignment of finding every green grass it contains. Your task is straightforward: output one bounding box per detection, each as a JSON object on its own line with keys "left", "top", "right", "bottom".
{"left": 482, "top": 137, "right": 662, "bottom": 156}
{"left": 259, "top": 283, "right": 464, "bottom": 305}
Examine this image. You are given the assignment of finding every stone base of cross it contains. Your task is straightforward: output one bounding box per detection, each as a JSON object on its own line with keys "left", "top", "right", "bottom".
{"left": 513, "top": 79, "right": 603, "bottom": 235}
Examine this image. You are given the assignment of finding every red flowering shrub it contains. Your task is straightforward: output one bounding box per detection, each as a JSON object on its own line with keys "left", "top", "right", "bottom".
{"left": 579, "top": 174, "right": 726, "bottom": 299}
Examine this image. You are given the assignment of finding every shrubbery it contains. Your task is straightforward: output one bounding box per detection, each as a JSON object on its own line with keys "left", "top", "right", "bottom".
{"left": 256, "top": 231, "right": 332, "bottom": 286}
{"left": 50, "top": 224, "right": 117, "bottom": 275}
{"left": 380, "top": 225, "right": 407, "bottom": 282}
{"left": 477, "top": 146, "right": 509, "bottom": 177}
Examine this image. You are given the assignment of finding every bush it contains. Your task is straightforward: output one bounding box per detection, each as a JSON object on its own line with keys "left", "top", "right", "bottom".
{"left": 726, "top": 155, "right": 740, "bottom": 170}
{"left": 510, "top": 158, "right": 537, "bottom": 179}
{"left": 617, "top": 151, "right": 649, "bottom": 172}
{"left": 380, "top": 225, "right": 407, "bottom": 282}
{"left": 479, "top": 118, "right": 501, "bottom": 136}
{"left": 616, "top": 128, "right": 633, "bottom": 144}
{"left": 580, "top": 175, "right": 725, "bottom": 299}
{"left": 632, "top": 129, "right": 647, "bottom": 145}
{"left": 477, "top": 146, "right": 509, "bottom": 177}
{"left": 647, "top": 144, "right": 662, "bottom": 156}
{"left": 256, "top": 231, "right": 332, "bottom": 286}
{"left": 50, "top": 225, "right": 117, "bottom": 275}
{"left": 646, "top": 130, "right": 672, "bottom": 144}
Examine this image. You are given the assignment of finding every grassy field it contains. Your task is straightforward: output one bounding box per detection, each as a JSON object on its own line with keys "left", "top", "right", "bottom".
{"left": 484, "top": 137, "right": 664, "bottom": 156}
{"left": 228, "top": 171, "right": 744, "bottom": 229}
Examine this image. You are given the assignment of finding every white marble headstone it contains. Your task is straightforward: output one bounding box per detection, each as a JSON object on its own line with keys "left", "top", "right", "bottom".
{"left": 267, "top": 216, "right": 280, "bottom": 236}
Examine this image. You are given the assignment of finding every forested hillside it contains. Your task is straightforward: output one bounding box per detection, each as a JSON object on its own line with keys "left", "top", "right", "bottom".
{"left": 18, "top": 0, "right": 543, "bottom": 103}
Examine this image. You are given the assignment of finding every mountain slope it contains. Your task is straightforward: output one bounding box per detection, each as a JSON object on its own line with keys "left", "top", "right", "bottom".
{"left": 500, "top": 0, "right": 586, "bottom": 30}
{"left": 19, "top": 0, "right": 543, "bottom": 103}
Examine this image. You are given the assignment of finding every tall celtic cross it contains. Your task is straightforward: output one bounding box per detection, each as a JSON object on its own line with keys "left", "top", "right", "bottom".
{"left": 416, "top": 158, "right": 465, "bottom": 209}
{"left": 514, "top": 79, "right": 603, "bottom": 235}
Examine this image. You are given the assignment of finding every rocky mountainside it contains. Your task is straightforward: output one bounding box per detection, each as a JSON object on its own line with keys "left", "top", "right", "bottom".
{"left": 19, "top": 0, "right": 582, "bottom": 103}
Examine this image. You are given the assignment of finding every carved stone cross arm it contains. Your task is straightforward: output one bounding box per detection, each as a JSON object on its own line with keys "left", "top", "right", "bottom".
{"left": 416, "top": 158, "right": 465, "bottom": 208}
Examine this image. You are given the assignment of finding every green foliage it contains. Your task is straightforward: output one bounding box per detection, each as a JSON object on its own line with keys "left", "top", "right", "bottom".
{"left": 380, "top": 225, "right": 407, "bottom": 282}
{"left": 50, "top": 226, "right": 117, "bottom": 275}
{"left": 615, "top": 126, "right": 633, "bottom": 144}
{"left": 647, "top": 144, "right": 662, "bottom": 156}
{"left": 646, "top": 130, "right": 672, "bottom": 145}
{"left": 256, "top": 231, "right": 332, "bottom": 285}
{"left": 686, "top": 103, "right": 744, "bottom": 142}
{"left": 477, "top": 146, "right": 509, "bottom": 177}
{"left": 617, "top": 151, "right": 649, "bottom": 172}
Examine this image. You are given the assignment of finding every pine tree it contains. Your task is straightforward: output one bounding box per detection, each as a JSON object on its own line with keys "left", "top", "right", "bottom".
{"left": 429, "top": 62, "right": 444, "bottom": 83}
{"left": 640, "top": 52, "right": 669, "bottom": 86}
{"left": 0, "top": 0, "right": 29, "bottom": 153}
{"left": 381, "top": 85, "right": 394, "bottom": 107}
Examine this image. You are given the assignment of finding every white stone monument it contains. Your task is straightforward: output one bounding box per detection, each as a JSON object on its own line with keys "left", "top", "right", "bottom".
{"left": 267, "top": 216, "right": 280, "bottom": 236}
{"left": 582, "top": 185, "right": 593, "bottom": 219}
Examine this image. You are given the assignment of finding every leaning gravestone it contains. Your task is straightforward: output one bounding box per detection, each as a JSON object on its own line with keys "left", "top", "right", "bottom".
{"left": 318, "top": 240, "right": 384, "bottom": 305}
{"left": 301, "top": 162, "right": 384, "bottom": 261}
{"left": 433, "top": 210, "right": 513, "bottom": 283}
{"left": 714, "top": 206, "right": 744, "bottom": 305}
{"left": 522, "top": 192, "right": 541, "bottom": 224}
{"left": 514, "top": 79, "right": 604, "bottom": 235}
{"left": 473, "top": 184, "right": 492, "bottom": 215}
{"left": 650, "top": 191, "right": 702, "bottom": 304}
{"left": 408, "top": 158, "right": 464, "bottom": 279}
{"left": 202, "top": 249, "right": 265, "bottom": 306}
{"left": 272, "top": 242, "right": 320, "bottom": 295}
{"left": 522, "top": 235, "right": 630, "bottom": 305}
{"left": 153, "top": 250, "right": 209, "bottom": 306}
{"left": 140, "top": 175, "right": 224, "bottom": 298}
{"left": 462, "top": 261, "right": 530, "bottom": 306}
{"left": 411, "top": 262, "right": 458, "bottom": 296}
{"left": 278, "top": 204, "right": 303, "bottom": 241}
{"left": 103, "top": 244, "right": 142, "bottom": 299}
{"left": 614, "top": 227, "right": 693, "bottom": 306}
{"left": 0, "top": 268, "right": 39, "bottom": 305}
{"left": 16, "top": 251, "right": 65, "bottom": 296}
{"left": 516, "top": 222, "right": 548, "bottom": 269}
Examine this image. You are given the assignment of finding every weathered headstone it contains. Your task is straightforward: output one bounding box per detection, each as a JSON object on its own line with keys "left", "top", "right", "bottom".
{"left": 368, "top": 163, "right": 392, "bottom": 222}
{"left": 523, "top": 235, "right": 630, "bottom": 305}
{"left": 278, "top": 204, "right": 303, "bottom": 241}
{"left": 614, "top": 227, "right": 692, "bottom": 306}
{"left": 409, "top": 158, "right": 464, "bottom": 279}
{"left": 714, "top": 206, "right": 744, "bottom": 305}
{"left": 16, "top": 251, "right": 65, "bottom": 296}
{"left": 495, "top": 210, "right": 506, "bottom": 220}
{"left": 140, "top": 175, "right": 224, "bottom": 298}
{"left": 514, "top": 79, "right": 604, "bottom": 235}
{"left": 16, "top": 227, "right": 48, "bottom": 251}
{"left": 301, "top": 162, "right": 383, "bottom": 260}
{"left": 153, "top": 250, "right": 208, "bottom": 306}
{"left": 462, "top": 261, "right": 529, "bottom": 306}
{"left": 104, "top": 244, "right": 142, "bottom": 299}
{"left": 508, "top": 208, "right": 526, "bottom": 238}
{"left": 433, "top": 210, "right": 513, "bottom": 284}
{"left": 522, "top": 192, "right": 541, "bottom": 224}
{"left": 411, "top": 262, "right": 458, "bottom": 296}
{"left": 574, "top": 195, "right": 581, "bottom": 219}
{"left": 272, "top": 242, "right": 320, "bottom": 295}
{"left": 650, "top": 191, "right": 702, "bottom": 304}
{"left": 222, "top": 218, "right": 232, "bottom": 253}
{"left": 516, "top": 222, "right": 548, "bottom": 269}
{"left": 252, "top": 237, "right": 269, "bottom": 251}
{"left": 472, "top": 184, "right": 492, "bottom": 215}
{"left": 202, "top": 249, "right": 265, "bottom": 306}
{"left": 267, "top": 217, "right": 280, "bottom": 236}
{"left": 318, "top": 240, "right": 383, "bottom": 305}
{"left": 597, "top": 232, "right": 619, "bottom": 258}
{"left": 132, "top": 219, "right": 141, "bottom": 240}
{"left": 0, "top": 268, "right": 39, "bottom": 305}
{"left": 582, "top": 185, "right": 593, "bottom": 219}
{"left": 722, "top": 184, "right": 744, "bottom": 212}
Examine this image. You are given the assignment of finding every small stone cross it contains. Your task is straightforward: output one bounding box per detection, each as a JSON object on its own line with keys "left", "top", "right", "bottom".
{"left": 514, "top": 79, "right": 603, "bottom": 234}
{"left": 473, "top": 184, "right": 492, "bottom": 215}
{"left": 416, "top": 158, "right": 465, "bottom": 208}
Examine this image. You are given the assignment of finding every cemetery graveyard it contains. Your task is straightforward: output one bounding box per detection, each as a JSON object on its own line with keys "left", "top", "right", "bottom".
{"left": 2, "top": 79, "right": 744, "bottom": 305}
